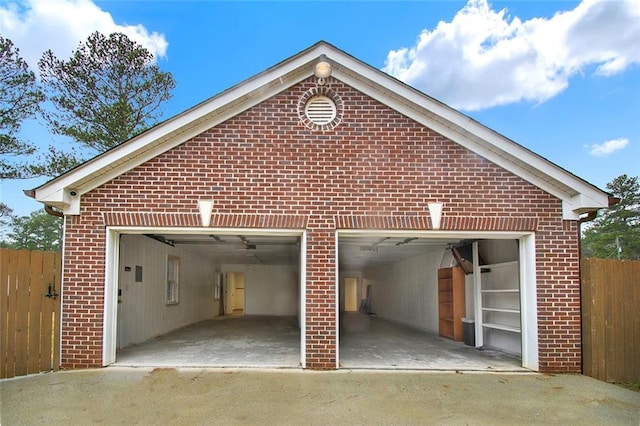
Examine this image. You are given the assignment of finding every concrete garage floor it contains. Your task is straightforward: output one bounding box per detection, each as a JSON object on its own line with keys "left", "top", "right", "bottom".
{"left": 2, "top": 368, "right": 639, "bottom": 425}
{"left": 117, "top": 314, "right": 522, "bottom": 371}
{"left": 340, "top": 314, "right": 524, "bottom": 371}
{"left": 116, "top": 316, "right": 301, "bottom": 368}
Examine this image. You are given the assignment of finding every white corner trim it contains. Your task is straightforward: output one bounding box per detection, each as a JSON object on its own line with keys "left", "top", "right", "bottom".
{"left": 300, "top": 230, "right": 307, "bottom": 368}
{"left": 37, "top": 188, "right": 81, "bottom": 215}
{"left": 563, "top": 201, "right": 581, "bottom": 221}
{"left": 65, "top": 194, "right": 81, "bottom": 215}
{"left": 519, "top": 233, "right": 539, "bottom": 371}
{"left": 334, "top": 230, "right": 340, "bottom": 369}
{"left": 103, "top": 228, "right": 120, "bottom": 366}
{"left": 57, "top": 215, "right": 68, "bottom": 367}
{"left": 562, "top": 193, "right": 610, "bottom": 220}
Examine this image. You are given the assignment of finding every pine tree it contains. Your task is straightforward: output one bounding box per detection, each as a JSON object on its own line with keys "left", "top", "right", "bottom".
{"left": 37, "top": 31, "right": 176, "bottom": 176}
{"left": 0, "top": 36, "right": 44, "bottom": 178}
{"left": 582, "top": 174, "right": 640, "bottom": 259}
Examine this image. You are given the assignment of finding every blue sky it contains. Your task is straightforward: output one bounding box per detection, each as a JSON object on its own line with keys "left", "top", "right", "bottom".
{"left": 1, "top": 0, "right": 639, "bottom": 217}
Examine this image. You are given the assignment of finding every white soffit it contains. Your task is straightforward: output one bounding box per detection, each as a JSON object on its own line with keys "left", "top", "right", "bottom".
{"left": 30, "top": 42, "right": 610, "bottom": 218}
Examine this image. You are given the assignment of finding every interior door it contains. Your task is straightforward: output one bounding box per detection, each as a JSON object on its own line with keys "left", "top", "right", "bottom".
{"left": 344, "top": 277, "right": 358, "bottom": 312}
{"left": 225, "top": 272, "right": 245, "bottom": 315}
{"left": 234, "top": 273, "right": 245, "bottom": 313}
{"left": 224, "top": 272, "right": 232, "bottom": 315}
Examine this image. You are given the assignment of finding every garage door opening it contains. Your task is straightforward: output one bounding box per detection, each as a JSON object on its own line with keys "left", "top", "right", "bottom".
{"left": 105, "top": 230, "right": 305, "bottom": 368}
{"left": 337, "top": 232, "right": 537, "bottom": 371}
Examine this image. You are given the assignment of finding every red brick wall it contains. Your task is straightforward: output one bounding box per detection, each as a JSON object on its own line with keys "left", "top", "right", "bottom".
{"left": 61, "top": 77, "right": 581, "bottom": 372}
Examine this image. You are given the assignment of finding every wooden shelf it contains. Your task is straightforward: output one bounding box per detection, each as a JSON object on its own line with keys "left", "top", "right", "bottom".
{"left": 482, "top": 322, "right": 520, "bottom": 333}
{"left": 480, "top": 261, "right": 519, "bottom": 272}
{"left": 438, "top": 266, "right": 465, "bottom": 341}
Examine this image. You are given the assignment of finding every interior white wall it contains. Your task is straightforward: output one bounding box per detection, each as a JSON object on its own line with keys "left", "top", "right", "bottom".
{"left": 117, "top": 235, "right": 218, "bottom": 348}
{"left": 465, "top": 274, "right": 475, "bottom": 318}
{"left": 479, "top": 239, "right": 518, "bottom": 264}
{"left": 364, "top": 246, "right": 445, "bottom": 333}
{"left": 221, "top": 264, "right": 298, "bottom": 316}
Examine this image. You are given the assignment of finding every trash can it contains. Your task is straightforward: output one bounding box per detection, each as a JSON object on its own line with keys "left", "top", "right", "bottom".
{"left": 462, "top": 318, "right": 475, "bottom": 346}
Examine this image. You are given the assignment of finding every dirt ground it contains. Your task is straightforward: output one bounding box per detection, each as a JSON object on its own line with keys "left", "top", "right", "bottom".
{"left": 2, "top": 368, "right": 639, "bottom": 425}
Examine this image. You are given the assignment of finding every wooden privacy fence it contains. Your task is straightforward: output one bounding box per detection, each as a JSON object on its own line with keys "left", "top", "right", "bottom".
{"left": 1, "top": 249, "right": 62, "bottom": 379}
{"left": 582, "top": 258, "right": 640, "bottom": 383}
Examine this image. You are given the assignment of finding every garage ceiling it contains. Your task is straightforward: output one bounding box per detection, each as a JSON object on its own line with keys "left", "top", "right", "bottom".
{"left": 338, "top": 236, "right": 460, "bottom": 270}
{"left": 146, "top": 234, "right": 300, "bottom": 265}
{"left": 146, "top": 233, "right": 460, "bottom": 269}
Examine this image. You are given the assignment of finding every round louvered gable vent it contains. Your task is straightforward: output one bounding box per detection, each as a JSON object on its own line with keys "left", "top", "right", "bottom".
{"left": 305, "top": 96, "right": 336, "bottom": 125}
{"left": 297, "top": 86, "right": 343, "bottom": 131}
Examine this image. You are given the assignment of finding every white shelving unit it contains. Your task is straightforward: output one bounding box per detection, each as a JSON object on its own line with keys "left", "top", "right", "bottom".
{"left": 482, "top": 322, "right": 520, "bottom": 333}
{"left": 474, "top": 257, "right": 521, "bottom": 354}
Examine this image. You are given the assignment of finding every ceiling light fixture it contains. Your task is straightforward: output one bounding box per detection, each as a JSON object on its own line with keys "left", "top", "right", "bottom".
{"left": 314, "top": 57, "right": 332, "bottom": 85}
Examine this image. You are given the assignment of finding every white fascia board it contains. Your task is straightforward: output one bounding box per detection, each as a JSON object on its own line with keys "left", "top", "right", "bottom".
{"left": 37, "top": 187, "right": 80, "bottom": 215}
{"left": 34, "top": 45, "right": 333, "bottom": 211}
{"left": 329, "top": 59, "right": 609, "bottom": 218}
{"left": 563, "top": 192, "right": 611, "bottom": 220}
{"left": 34, "top": 42, "right": 608, "bottom": 219}
{"left": 34, "top": 73, "right": 300, "bottom": 205}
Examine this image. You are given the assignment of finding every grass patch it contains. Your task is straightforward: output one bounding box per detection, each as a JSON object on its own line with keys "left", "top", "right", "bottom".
{"left": 616, "top": 381, "right": 640, "bottom": 392}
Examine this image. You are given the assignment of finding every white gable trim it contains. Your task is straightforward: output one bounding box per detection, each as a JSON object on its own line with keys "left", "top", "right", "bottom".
{"left": 328, "top": 59, "right": 609, "bottom": 219}
{"left": 30, "top": 42, "right": 610, "bottom": 219}
{"left": 33, "top": 51, "right": 319, "bottom": 213}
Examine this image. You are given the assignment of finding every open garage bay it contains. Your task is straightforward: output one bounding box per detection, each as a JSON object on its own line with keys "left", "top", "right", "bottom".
{"left": 116, "top": 316, "right": 300, "bottom": 368}
{"left": 339, "top": 314, "right": 522, "bottom": 370}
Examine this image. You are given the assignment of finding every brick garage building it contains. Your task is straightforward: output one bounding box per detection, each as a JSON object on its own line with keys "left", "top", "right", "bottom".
{"left": 29, "top": 42, "right": 611, "bottom": 372}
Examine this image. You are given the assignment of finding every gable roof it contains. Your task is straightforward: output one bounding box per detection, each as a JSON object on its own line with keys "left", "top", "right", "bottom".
{"left": 28, "top": 41, "right": 612, "bottom": 220}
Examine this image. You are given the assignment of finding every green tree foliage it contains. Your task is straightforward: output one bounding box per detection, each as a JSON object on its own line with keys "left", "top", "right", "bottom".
{"left": 0, "top": 36, "right": 44, "bottom": 179}
{"left": 2, "top": 209, "right": 62, "bottom": 251}
{"left": 582, "top": 174, "right": 640, "bottom": 260}
{"left": 0, "top": 202, "right": 15, "bottom": 239}
{"left": 0, "top": 201, "right": 14, "bottom": 219}
{"left": 37, "top": 31, "right": 176, "bottom": 176}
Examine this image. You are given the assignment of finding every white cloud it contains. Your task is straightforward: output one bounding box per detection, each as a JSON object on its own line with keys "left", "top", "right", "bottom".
{"left": 0, "top": 0, "right": 168, "bottom": 68}
{"left": 588, "top": 138, "right": 629, "bottom": 156}
{"left": 383, "top": 0, "right": 640, "bottom": 111}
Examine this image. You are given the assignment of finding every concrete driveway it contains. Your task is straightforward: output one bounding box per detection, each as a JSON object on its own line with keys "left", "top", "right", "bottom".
{"left": 1, "top": 368, "right": 639, "bottom": 425}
